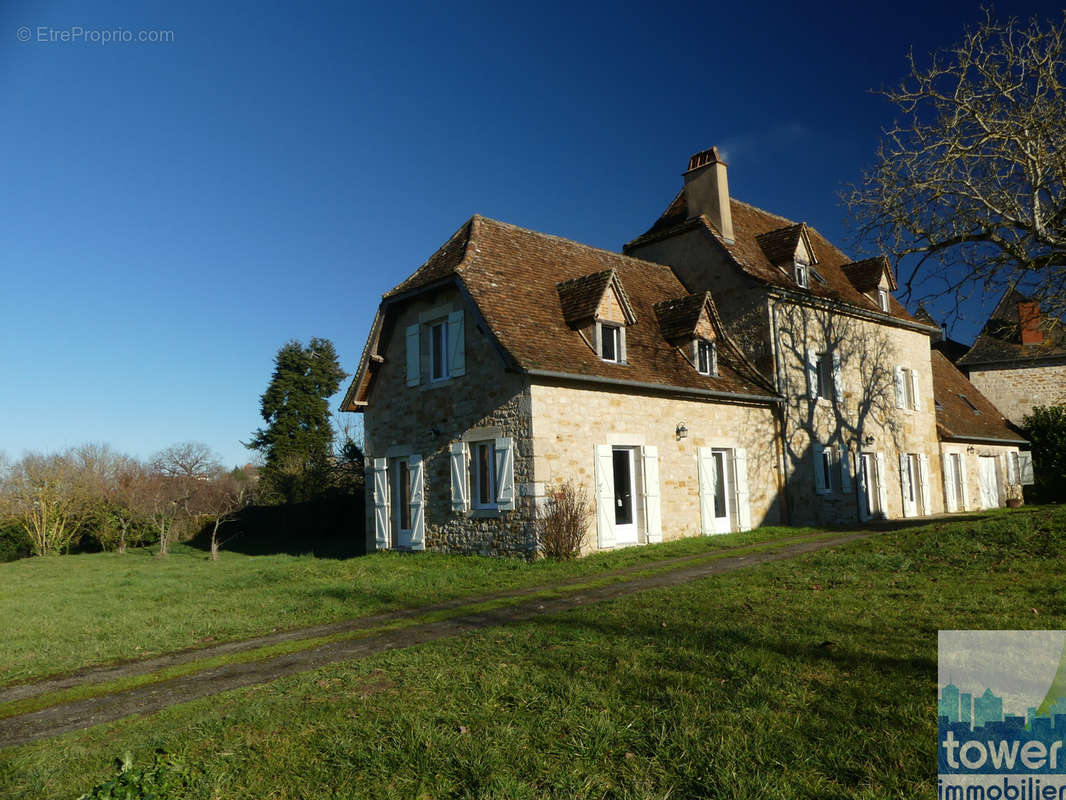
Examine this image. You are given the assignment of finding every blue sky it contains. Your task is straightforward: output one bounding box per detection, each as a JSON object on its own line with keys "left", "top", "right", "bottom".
{"left": 0, "top": 0, "right": 1059, "bottom": 468}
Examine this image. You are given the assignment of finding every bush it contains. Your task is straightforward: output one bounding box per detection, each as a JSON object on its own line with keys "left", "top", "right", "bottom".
{"left": 1023, "top": 405, "right": 1066, "bottom": 503}
{"left": 536, "top": 480, "right": 591, "bottom": 559}
{"left": 0, "top": 518, "right": 30, "bottom": 563}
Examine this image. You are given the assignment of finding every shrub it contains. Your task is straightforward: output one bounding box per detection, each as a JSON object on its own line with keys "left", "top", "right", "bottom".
{"left": 536, "top": 480, "right": 591, "bottom": 559}
{"left": 1023, "top": 405, "right": 1066, "bottom": 503}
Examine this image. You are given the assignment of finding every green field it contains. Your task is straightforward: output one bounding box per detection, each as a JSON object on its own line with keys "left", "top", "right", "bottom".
{"left": 0, "top": 524, "right": 820, "bottom": 687}
{"left": 1, "top": 506, "right": 1063, "bottom": 799}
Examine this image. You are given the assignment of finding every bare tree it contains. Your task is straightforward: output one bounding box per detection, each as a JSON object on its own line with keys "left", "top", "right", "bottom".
{"left": 198, "top": 472, "right": 253, "bottom": 560}
{"left": 847, "top": 10, "right": 1066, "bottom": 318}
{"left": 151, "top": 442, "right": 220, "bottom": 480}
{"left": 1, "top": 450, "right": 90, "bottom": 556}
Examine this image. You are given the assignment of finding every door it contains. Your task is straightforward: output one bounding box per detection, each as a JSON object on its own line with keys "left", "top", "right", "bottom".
{"left": 711, "top": 450, "right": 732, "bottom": 533}
{"left": 978, "top": 456, "right": 999, "bottom": 509}
{"left": 950, "top": 453, "right": 965, "bottom": 512}
{"left": 861, "top": 453, "right": 881, "bottom": 518}
{"left": 612, "top": 447, "right": 638, "bottom": 546}
{"left": 390, "top": 457, "right": 414, "bottom": 548}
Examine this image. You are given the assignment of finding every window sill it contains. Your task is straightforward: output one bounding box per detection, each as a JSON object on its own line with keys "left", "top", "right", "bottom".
{"left": 470, "top": 508, "right": 500, "bottom": 518}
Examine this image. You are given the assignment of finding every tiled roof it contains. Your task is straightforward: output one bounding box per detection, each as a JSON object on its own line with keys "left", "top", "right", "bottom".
{"left": 755, "top": 224, "right": 810, "bottom": 266}
{"left": 653, "top": 292, "right": 713, "bottom": 341}
{"left": 956, "top": 288, "right": 1066, "bottom": 366}
{"left": 840, "top": 257, "right": 896, "bottom": 293}
{"left": 931, "top": 351, "right": 1026, "bottom": 443}
{"left": 350, "top": 216, "right": 778, "bottom": 405}
{"left": 556, "top": 269, "right": 636, "bottom": 326}
{"left": 625, "top": 192, "right": 922, "bottom": 325}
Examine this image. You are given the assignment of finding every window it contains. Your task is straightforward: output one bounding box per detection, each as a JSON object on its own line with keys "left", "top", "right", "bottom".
{"left": 599, "top": 323, "right": 621, "bottom": 362}
{"left": 895, "top": 366, "right": 920, "bottom": 411}
{"left": 820, "top": 448, "right": 834, "bottom": 493}
{"left": 816, "top": 352, "right": 834, "bottom": 399}
{"left": 430, "top": 322, "right": 448, "bottom": 381}
{"left": 958, "top": 394, "right": 981, "bottom": 414}
{"left": 695, "top": 339, "right": 717, "bottom": 376}
{"left": 392, "top": 459, "right": 411, "bottom": 532}
{"left": 878, "top": 289, "right": 890, "bottom": 312}
{"left": 795, "top": 262, "right": 810, "bottom": 289}
{"left": 471, "top": 441, "right": 496, "bottom": 509}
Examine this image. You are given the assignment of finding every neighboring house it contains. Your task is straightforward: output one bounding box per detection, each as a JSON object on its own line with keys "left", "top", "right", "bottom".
{"left": 342, "top": 145, "right": 1034, "bottom": 555}
{"left": 930, "top": 351, "right": 1030, "bottom": 511}
{"left": 913, "top": 305, "right": 970, "bottom": 364}
{"left": 342, "top": 216, "right": 784, "bottom": 555}
{"left": 624, "top": 147, "right": 945, "bottom": 524}
{"left": 955, "top": 289, "right": 1066, "bottom": 427}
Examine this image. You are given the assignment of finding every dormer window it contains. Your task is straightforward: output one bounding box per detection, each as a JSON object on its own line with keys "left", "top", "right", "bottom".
{"left": 695, "top": 339, "right": 717, "bottom": 376}
{"left": 599, "top": 322, "right": 623, "bottom": 363}
{"left": 878, "top": 289, "right": 890, "bottom": 312}
{"left": 794, "top": 262, "right": 810, "bottom": 289}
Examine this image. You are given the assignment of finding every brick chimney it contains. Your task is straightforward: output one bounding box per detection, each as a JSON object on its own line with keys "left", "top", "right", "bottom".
{"left": 683, "top": 146, "right": 734, "bottom": 243}
{"left": 1018, "top": 301, "right": 1044, "bottom": 345}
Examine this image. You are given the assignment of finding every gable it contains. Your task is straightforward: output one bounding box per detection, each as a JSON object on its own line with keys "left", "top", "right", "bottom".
{"left": 597, "top": 283, "right": 629, "bottom": 324}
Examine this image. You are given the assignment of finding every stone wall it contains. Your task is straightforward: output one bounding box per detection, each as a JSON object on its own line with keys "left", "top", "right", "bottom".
{"left": 965, "top": 360, "right": 1066, "bottom": 426}
{"left": 528, "top": 380, "right": 783, "bottom": 551}
{"left": 770, "top": 301, "right": 943, "bottom": 524}
{"left": 938, "top": 442, "right": 1021, "bottom": 511}
{"left": 362, "top": 285, "right": 536, "bottom": 557}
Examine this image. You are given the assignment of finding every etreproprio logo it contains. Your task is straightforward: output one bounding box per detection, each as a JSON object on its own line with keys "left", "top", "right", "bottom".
{"left": 939, "top": 631, "right": 1066, "bottom": 800}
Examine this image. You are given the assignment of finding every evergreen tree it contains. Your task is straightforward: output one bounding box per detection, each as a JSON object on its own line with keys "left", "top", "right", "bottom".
{"left": 248, "top": 338, "right": 347, "bottom": 503}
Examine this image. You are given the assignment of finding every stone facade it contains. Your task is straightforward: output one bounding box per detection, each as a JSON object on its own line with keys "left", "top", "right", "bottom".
{"left": 938, "top": 442, "right": 1022, "bottom": 511}
{"left": 529, "top": 380, "right": 782, "bottom": 551}
{"left": 966, "top": 360, "right": 1066, "bottom": 427}
{"left": 361, "top": 285, "right": 537, "bottom": 557}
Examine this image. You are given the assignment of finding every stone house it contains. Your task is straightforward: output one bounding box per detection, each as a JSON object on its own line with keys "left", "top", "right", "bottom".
{"left": 341, "top": 216, "right": 784, "bottom": 555}
{"left": 624, "top": 147, "right": 949, "bottom": 525}
{"left": 955, "top": 289, "right": 1066, "bottom": 427}
{"left": 342, "top": 146, "right": 1033, "bottom": 555}
{"left": 930, "top": 351, "right": 1029, "bottom": 510}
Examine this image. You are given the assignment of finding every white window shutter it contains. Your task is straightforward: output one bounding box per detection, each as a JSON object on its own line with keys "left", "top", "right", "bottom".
{"left": 372, "top": 458, "right": 389, "bottom": 550}
{"left": 618, "top": 327, "right": 627, "bottom": 363}
{"left": 594, "top": 444, "right": 616, "bottom": 548}
{"left": 494, "top": 437, "right": 515, "bottom": 511}
{"left": 832, "top": 353, "right": 843, "bottom": 400}
{"left": 812, "top": 443, "right": 827, "bottom": 494}
{"left": 405, "top": 324, "right": 421, "bottom": 387}
{"left": 805, "top": 350, "right": 818, "bottom": 399}
{"left": 449, "top": 441, "right": 469, "bottom": 513}
{"left": 1018, "top": 451, "right": 1035, "bottom": 485}
{"left": 910, "top": 369, "right": 921, "bottom": 411}
{"left": 697, "top": 447, "right": 716, "bottom": 535}
{"left": 408, "top": 455, "right": 425, "bottom": 550}
{"left": 642, "top": 446, "right": 662, "bottom": 544}
{"left": 942, "top": 455, "right": 956, "bottom": 512}
{"left": 893, "top": 366, "right": 905, "bottom": 408}
{"left": 1006, "top": 452, "right": 1017, "bottom": 484}
{"left": 447, "top": 311, "right": 465, "bottom": 377}
{"left": 918, "top": 453, "right": 931, "bottom": 515}
{"left": 733, "top": 448, "right": 751, "bottom": 531}
{"left": 899, "top": 453, "right": 913, "bottom": 517}
{"left": 840, "top": 448, "right": 852, "bottom": 493}
{"left": 958, "top": 452, "right": 971, "bottom": 510}
{"left": 875, "top": 452, "right": 889, "bottom": 515}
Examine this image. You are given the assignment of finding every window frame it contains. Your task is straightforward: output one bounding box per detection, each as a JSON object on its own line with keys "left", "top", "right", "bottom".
{"left": 470, "top": 440, "right": 497, "bottom": 510}
{"left": 794, "top": 262, "right": 810, "bottom": 289}
{"left": 599, "top": 322, "right": 621, "bottom": 363}
{"left": 816, "top": 351, "right": 834, "bottom": 400}
{"left": 877, "top": 289, "right": 890, "bottom": 312}
{"left": 820, "top": 448, "right": 834, "bottom": 493}
{"left": 695, "top": 339, "right": 717, "bottom": 376}
{"left": 429, "top": 321, "right": 449, "bottom": 382}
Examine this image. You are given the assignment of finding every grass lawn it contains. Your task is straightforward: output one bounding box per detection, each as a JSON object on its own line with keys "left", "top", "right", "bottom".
{"left": 1, "top": 506, "right": 1063, "bottom": 798}
{"left": 0, "top": 524, "right": 823, "bottom": 687}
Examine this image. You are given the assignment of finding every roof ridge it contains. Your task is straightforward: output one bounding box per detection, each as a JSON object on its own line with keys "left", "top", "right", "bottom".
{"left": 474, "top": 215, "right": 676, "bottom": 272}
